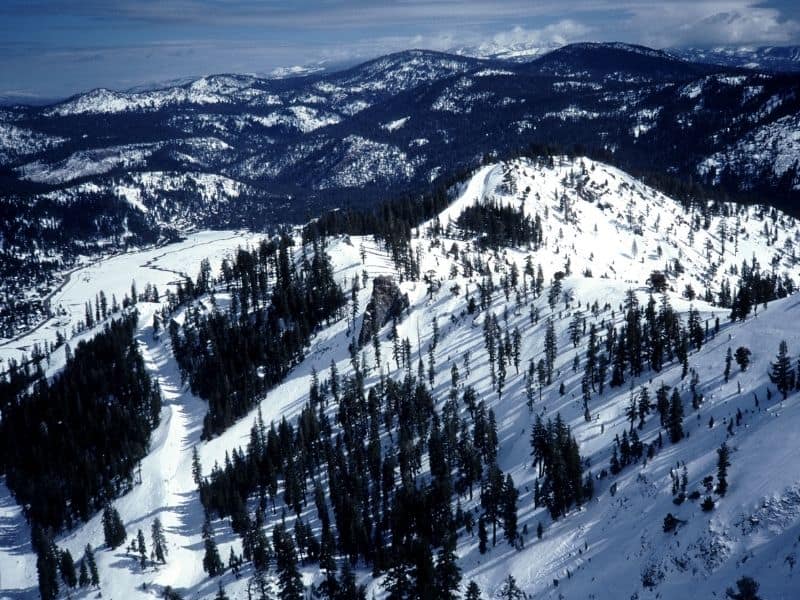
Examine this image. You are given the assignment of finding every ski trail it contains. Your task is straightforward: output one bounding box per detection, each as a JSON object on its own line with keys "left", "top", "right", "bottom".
{"left": 133, "top": 305, "right": 207, "bottom": 594}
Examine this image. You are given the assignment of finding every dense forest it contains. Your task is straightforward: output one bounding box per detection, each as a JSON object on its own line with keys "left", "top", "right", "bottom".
{"left": 0, "top": 312, "right": 161, "bottom": 531}
{"left": 455, "top": 200, "right": 544, "bottom": 250}
{"left": 170, "top": 234, "right": 346, "bottom": 438}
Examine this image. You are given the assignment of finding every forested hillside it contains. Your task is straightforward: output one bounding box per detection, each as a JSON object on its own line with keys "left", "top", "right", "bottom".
{"left": 2, "top": 156, "right": 799, "bottom": 599}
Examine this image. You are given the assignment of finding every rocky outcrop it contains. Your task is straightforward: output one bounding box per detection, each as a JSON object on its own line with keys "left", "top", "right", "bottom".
{"left": 358, "top": 276, "right": 409, "bottom": 347}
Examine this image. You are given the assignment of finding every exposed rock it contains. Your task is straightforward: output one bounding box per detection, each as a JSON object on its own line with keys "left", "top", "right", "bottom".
{"left": 358, "top": 276, "right": 409, "bottom": 347}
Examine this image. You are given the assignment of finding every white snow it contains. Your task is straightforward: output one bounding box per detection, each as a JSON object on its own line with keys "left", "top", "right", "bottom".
{"left": 382, "top": 117, "right": 410, "bottom": 132}
{"left": 3, "top": 158, "right": 800, "bottom": 599}
{"left": 699, "top": 114, "right": 800, "bottom": 190}
{"left": 17, "top": 143, "right": 161, "bottom": 184}
{"left": 316, "top": 135, "right": 421, "bottom": 189}
{"left": 251, "top": 105, "right": 341, "bottom": 133}
{"left": 0, "top": 123, "right": 67, "bottom": 165}
{"left": 44, "top": 77, "right": 279, "bottom": 116}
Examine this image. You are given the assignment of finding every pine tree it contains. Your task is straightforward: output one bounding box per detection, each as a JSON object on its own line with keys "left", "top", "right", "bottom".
{"left": 465, "top": 580, "right": 483, "bottom": 600}
{"left": 383, "top": 557, "right": 413, "bottom": 600}
{"left": 151, "top": 517, "right": 167, "bottom": 563}
{"left": 137, "top": 528, "right": 147, "bottom": 570}
{"left": 202, "top": 536, "right": 224, "bottom": 577}
{"left": 34, "top": 528, "right": 59, "bottom": 600}
{"left": 78, "top": 558, "right": 90, "bottom": 587}
{"left": 726, "top": 576, "right": 761, "bottom": 600}
{"left": 478, "top": 516, "right": 488, "bottom": 554}
{"left": 502, "top": 474, "right": 519, "bottom": 546}
{"left": 192, "top": 445, "right": 203, "bottom": 486}
{"left": 102, "top": 504, "right": 126, "bottom": 549}
{"left": 544, "top": 318, "right": 557, "bottom": 384}
{"left": 482, "top": 463, "right": 505, "bottom": 546}
{"left": 273, "top": 522, "right": 304, "bottom": 599}
{"left": 85, "top": 544, "right": 99, "bottom": 587}
{"left": 625, "top": 389, "right": 638, "bottom": 431}
{"left": 716, "top": 442, "right": 731, "bottom": 496}
{"left": 498, "top": 574, "right": 525, "bottom": 599}
{"left": 769, "top": 340, "right": 794, "bottom": 399}
{"left": 637, "top": 386, "right": 651, "bottom": 429}
{"left": 655, "top": 383, "right": 670, "bottom": 425}
{"left": 434, "top": 534, "right": 462, "bottom": 600}
{"left": 724, "top": 347, "right": 732, "bottom": 382}
{"left": 59, "top": 549, "right": 77, "bottom": 588}
{"left": 734, "top": 346, "right": 751, "bottom": 371}
{"left": 202, "top": 515, "right": 224, "bottom": 577}
{"left": 338, "top": 561, "right": 367, "bottom": 599}
{"left": 228, "top": 547, "right": 240, "bottom": 578}
{"left": 668, "top": 389, "right": 684, "bottom": 443}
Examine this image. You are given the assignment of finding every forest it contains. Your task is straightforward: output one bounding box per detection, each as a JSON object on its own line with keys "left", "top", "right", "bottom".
{"left": 0, "top": 312, "right": 161, "bottom": 531}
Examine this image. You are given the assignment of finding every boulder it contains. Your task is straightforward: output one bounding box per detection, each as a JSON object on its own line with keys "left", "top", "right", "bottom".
{"left": 358, "top": 276, "right": 409, "bottom": 347}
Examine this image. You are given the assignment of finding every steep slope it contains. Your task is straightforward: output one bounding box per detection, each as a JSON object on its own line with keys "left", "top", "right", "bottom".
{"left": 2, "top": 157, "right": 799, "bottom": 599}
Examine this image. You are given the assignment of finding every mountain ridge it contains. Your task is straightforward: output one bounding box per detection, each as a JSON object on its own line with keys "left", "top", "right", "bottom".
{"left": 2, "top": 156, "right": 800, "bottom": 599}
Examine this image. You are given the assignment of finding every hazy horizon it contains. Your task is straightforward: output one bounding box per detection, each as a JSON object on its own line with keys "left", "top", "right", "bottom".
{"left": 2, "top": 0, "right": 799, "bottom": 101}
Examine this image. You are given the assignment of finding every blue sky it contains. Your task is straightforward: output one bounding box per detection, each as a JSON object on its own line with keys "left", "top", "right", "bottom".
{"left": 2, "top": 0, "right": 799, "bottom": 100}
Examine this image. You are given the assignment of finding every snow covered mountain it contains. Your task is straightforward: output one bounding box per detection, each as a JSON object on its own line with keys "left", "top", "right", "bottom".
{"left": 2, "top": 157, "right": 799, "bottom": 599}
{"left": 2, "top": 43, "right": 798, "bottom": 219}
{"left": 2, "top": 40, "right": 800, "bottom": 404}
{"left": 672, "top": 46, "right": 800, "bottom": 73}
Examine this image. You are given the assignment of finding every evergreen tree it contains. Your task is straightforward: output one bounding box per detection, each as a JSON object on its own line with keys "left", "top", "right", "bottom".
{"left": 478, "top": 516, "right": 488, "bottom": 554}
{"left": 724, "top": 347, "right": 732, "bottom": 383}
{"left": 337, "top": 561, "right": 366, "bottom": 599}
{"left": 34, "top": 528, "right": 59, "bottom": 600}
{"left": 434, "top": 534, "right": 462, "bottom": 600}
{"left": 202, "top": 537, "right": 224, "bottom": 577}
{"left": 502, "top": 474, "right": 519, "bottom": 546}
{"left": 465, "top": 580, "right": 483, "bottom": 600}
{"left": 102, "top": 504, "right": 127, "bottom": 549}
{"left": 668, "top": 389, "right": 684, "bottom": 443}
{"left": 192, "top": 445, "right": 203, "bottom": 486}
{"left": 716, "top": 442, "right": 731, "bottom": 496}
{"left": 726, "top": 576, "right": 761, "bottom": 600}
{"left": 85, "top": 544, "right": 99, "bottom": 587}
{"left": 202, "top": 515, "right": 224, "bottom": 578}
{"left": 482, "top": 463, "right": 505, "bottom": 546}
{"left": 498, "top": 574, "right": 525, "bottom": 599}
{"left": 59, "top": 549, "right": 77, "bottom": 588}
{"left": 273, "top": 523, "right": 304, "bottom": 599}
{"left": 137, "top": 528, "right": 147, "bottom": 569}
{"left": 383, "top": 557, "right": 413, "bottom": 600}
{"left": 769, "top": 340, "right": 794, "bottom": 399}
{"left": 151, "top": 517, "right": 167, "bottom": 563}
{"left": 78, "top": 559, "right": 90, "bottom": 587}
{"left": 544, "top": 318, "right": 557, "bottom": 384}
{"left": 734, "top": 346, "right": 751, "bottom": 371}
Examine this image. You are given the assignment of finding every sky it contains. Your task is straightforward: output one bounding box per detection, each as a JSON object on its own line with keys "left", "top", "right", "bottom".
{"left": 1, "top": 0, "right": 799, "bottom": 101}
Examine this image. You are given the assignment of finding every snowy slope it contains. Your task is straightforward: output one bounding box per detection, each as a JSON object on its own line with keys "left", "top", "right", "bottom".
{"left": 0, "top": 123, "right": 66, "bottom": 166}
{"left": 17, "top": 143, "right": 162, "bottom": 184}
{"left": 2, "top": 158, "right": 800, "bottom": 599}
{"left": 699, "top": 114, "right": 800, "bottom": 191}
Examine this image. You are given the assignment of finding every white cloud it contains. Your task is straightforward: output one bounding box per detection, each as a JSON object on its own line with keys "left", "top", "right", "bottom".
{"left": 618, "top": 1, "right": 800, "bottom": 47}
{"left": 489, "top": 20, "right": 592, "bottom": 48}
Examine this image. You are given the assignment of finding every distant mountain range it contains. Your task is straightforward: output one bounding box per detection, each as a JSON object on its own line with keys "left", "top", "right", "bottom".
{"left": 1, "top": 42, "right": 799, "bottom": 309}
{"left": 670, "top": 45, "right": 800, "bottom": 73}
{"left": 452, "top": 41, "right": 800, "bottom": 72}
